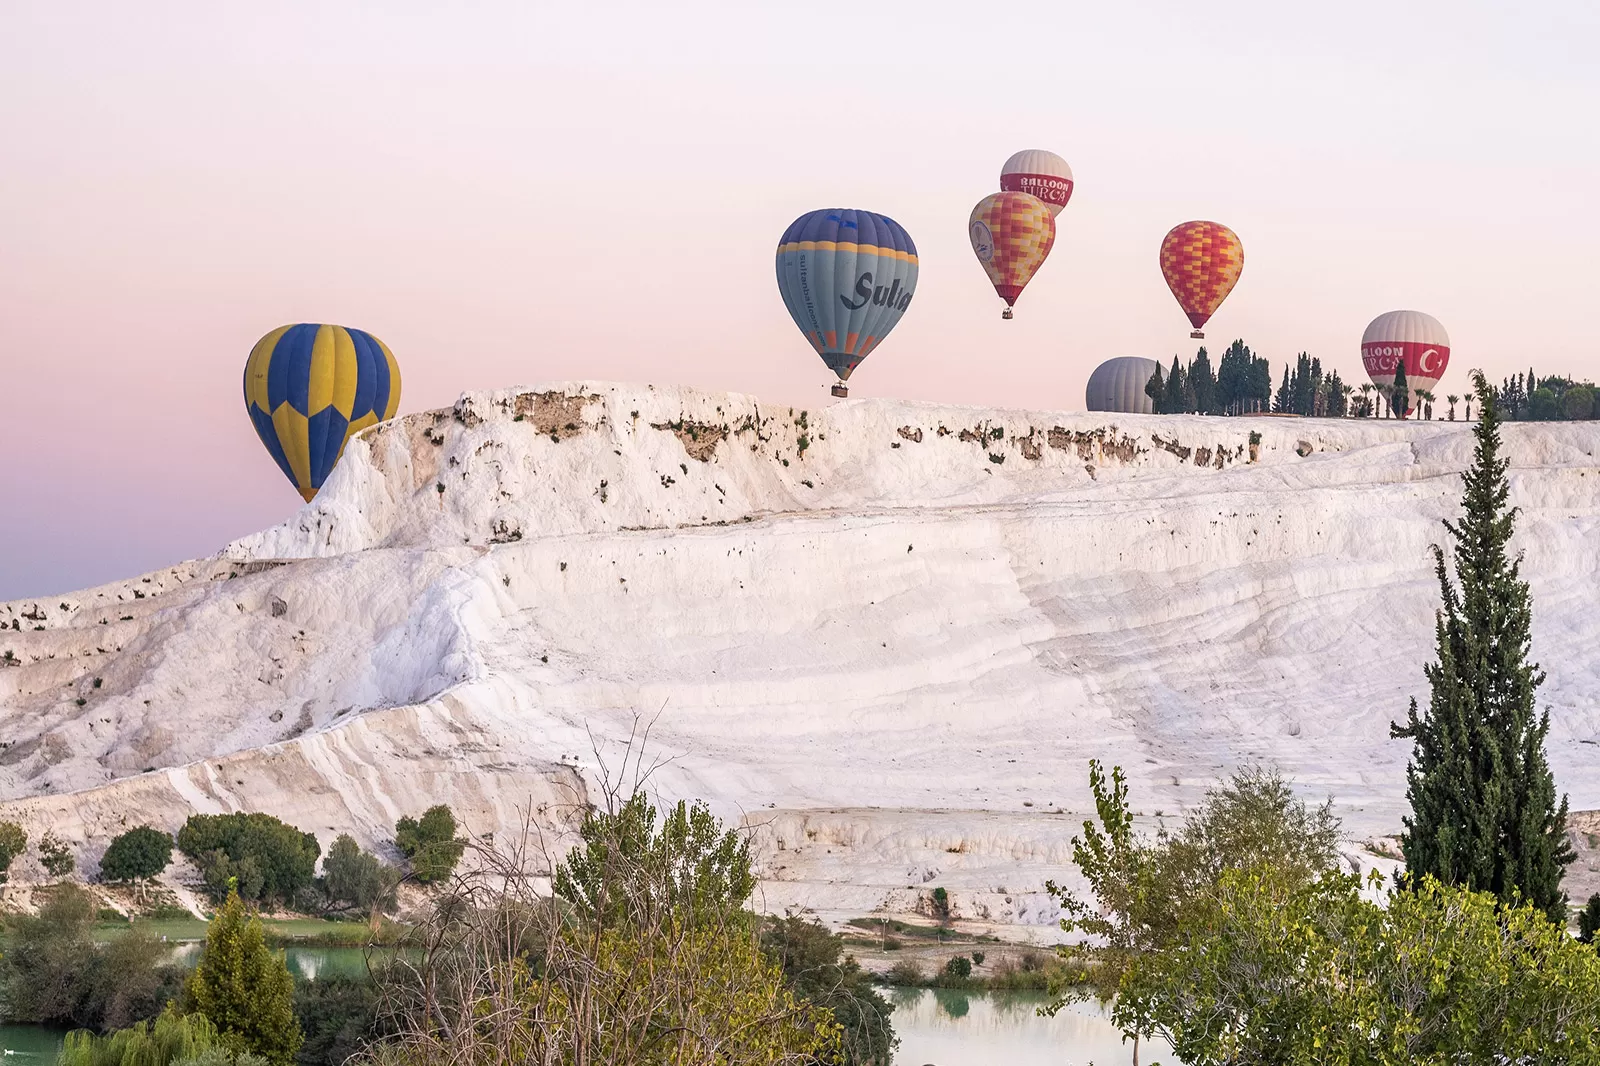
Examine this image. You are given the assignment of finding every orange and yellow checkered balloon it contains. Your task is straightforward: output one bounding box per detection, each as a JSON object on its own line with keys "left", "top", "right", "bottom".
{"left": 969, "top": 192, "right": 1056, "bottom": 315}
{"left": 1159, "top": 220, "right": 1243, "bottom": 338}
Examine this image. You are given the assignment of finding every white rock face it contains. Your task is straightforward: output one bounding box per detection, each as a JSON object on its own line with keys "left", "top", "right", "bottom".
{"left": 3, "top": 382, "right": 1598, "bottom": 927}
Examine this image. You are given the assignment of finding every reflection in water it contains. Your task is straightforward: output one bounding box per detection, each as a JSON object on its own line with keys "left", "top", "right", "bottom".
{"left": 930, "top": 988, "right": 970, "bottom": 1020}
{"left": 165, "top": 944, "right": 379, "bottom": 981}
{"left": 889, "top": 989, "right": 1172, "bottom": 1066}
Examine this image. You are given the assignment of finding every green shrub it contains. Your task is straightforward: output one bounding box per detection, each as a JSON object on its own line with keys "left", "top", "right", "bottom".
{"left": 884, "top": 960, "right": 924, "bottom": 986}
{"left": 0, "top": 884, "right": 185, "bottom": 1032}
{"left": 293, "top": 973, "right": 380, "bottom": 1066}
{"left": 942, "top": 955, "right": 972, "bottom": 980}
{"left": 971, "top": 950, "right": 985, "bottom": 966}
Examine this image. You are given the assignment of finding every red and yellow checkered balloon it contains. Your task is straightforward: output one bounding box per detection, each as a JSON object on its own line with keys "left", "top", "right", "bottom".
{"left": 969, "top": 192, "right": 1056, "bottom": 315}
{"left": 1159, "top": 220, "right": 1243, "bottom": 338}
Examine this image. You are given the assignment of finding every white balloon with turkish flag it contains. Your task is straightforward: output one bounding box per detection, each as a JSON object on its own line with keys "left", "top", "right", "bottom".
{"left": 999, "top": 149, "right": 1074, "bottom": 217}
{"left": 1361, "top": 310, "right": 1450, "bottom": 415}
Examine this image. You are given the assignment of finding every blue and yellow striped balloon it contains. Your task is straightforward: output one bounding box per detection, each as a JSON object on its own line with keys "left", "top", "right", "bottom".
{"left": 243, "top": 324, "right": 401, "bottom": 502}
{"left": 775, "top": 209, "right": 918, "bottom": 393}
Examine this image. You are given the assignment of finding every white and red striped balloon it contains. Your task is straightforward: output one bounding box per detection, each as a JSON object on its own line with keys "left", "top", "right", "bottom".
{"left": 1361, "top": 310, "right": 1450, "bottom": 415}
{"left": 999, "top": 149, "right": 1074, "bottom": 216}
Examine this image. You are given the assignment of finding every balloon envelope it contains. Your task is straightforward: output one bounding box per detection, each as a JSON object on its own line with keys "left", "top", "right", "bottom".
{"left": 1361, "top": 310, "right": 1450, "bottom": 415}
{"left": 243, "top": 323, "right": 401, "bottom": 502}
{"left": 969, "top": 192, "right": 1056, "bottom": 312}
{"left": 1000, "top": 149, "right": 1074, "bottom": 217}
{"left": 775, "top": 209, "right": 918, "bottom": 383}
{"left": 1086, "top": 357, "right": 1161, "bottom": 414}
{"left": 1159, "top": 221, "right": 1243, "bottom": 337}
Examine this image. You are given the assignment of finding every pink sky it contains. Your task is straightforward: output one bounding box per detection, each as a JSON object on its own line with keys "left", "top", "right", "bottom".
{"left": 3, "top": 1, "right": 1598, "bottom": 598}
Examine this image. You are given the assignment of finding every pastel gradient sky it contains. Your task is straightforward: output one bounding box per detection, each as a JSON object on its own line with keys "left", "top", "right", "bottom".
{"left": 4, "top": 1, "right": 1598, "bottom": 599}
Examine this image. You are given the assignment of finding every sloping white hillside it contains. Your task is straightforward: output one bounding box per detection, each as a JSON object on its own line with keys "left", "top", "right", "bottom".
{"left": 3, "top": 382, "right": 1598, "bottom": 926}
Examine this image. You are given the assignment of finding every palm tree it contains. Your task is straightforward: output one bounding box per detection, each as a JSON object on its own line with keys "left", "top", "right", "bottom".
{"left": 1446, "top": 394, "right": 1460, "bottom": 420}
{"left": 1358, "top": 382, "right": 1374, "bottom": 418}
{"left": 1341, "top": 384, "right": 1354, "bottom": 417}
{"left": 1418, "top": 389, "right": 1435, "bottom": 420}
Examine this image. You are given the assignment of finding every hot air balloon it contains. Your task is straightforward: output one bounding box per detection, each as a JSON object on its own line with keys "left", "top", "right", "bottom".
{"left": 243, "top": 323, "right": 401, "bottom": 502}
{"left": 970, "top": 192, "right": 1056, "bottom": 319}
{"left": 1159, "top": 221, "right": 1243, "bottom": 339}
{"left": 1086, "top": 357, "right": 1161, "bottom": 414}
{"left": 1361, "top": 310, "right": 1449, "bottom": 417}
{"left": 1000, "top": 149, "right": 1074, "bottom": 217}
{"left": 776, "top": 209, "right": 918, "bottom": 398}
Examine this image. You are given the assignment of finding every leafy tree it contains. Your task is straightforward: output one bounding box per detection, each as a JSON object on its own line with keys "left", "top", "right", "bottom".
{"left": 1120, "top": 869, "right": 1600, "bottom": 1063}
{"left": 1043, "top": 760, "right": 1157, "bottom": 1043}
{"left": 1045, "top": 762, "right": 1341, "bottom": 1061}
{"left": 1529, "top": 386, "right": 1559, "bottom": 420}
{"left": 38, "top": 829, "right": 76, "bottom": 878}
{"left": 761, "top": 915, "right": 896, "bottom": 1066}
{"left": 393, "top": 805, "right": 465, "bottom": 884}
{"left": 321, "top": 834, "right": 398, "bottom": 913}
{"left": 0, "top": 821, "right": 27, "bottom": 884}
{"left": 554, "top": 793, "right": 754, "bottom": 930}
{"left": 100, "top": 826, "right": 175, "bottom": 890}
{"left": 177, "top": 813, "right": 320, "bottom": 905}
{"left": 1563, "top": 384, "right": 1595, "bottom": 420}
{"left": 1578, "top": 892, "right": 1600, "bottom": 947}
{"left": 1392, "top": 372, "right": 1574, "bottom": 922}
{"left": 186, "top": 889, "right": 304, "bottom": 1066}
{"left": 1157, "top": 764, "right": 1339, "bottom": 905}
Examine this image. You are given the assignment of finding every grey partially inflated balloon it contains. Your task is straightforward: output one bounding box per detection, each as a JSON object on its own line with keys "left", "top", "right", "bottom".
{"left": 1086, "top": 356, "right": 1161, "bottom": 414}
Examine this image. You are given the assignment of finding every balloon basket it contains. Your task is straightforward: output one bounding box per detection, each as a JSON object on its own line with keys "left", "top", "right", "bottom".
{"left": 1190, "top": 330, "right": 1204, "bottom": 339}
{"left": 830, "top": 384, "right": 849, "bottom": 398}
{"left": 1001, "top": 307, "right": 1014, "bottom": 320}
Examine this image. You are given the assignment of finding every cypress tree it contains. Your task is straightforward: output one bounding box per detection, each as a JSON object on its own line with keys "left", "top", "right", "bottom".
{"left": 1145, "top": 364, "right": 1165, "bottom": 413}
{"left": 1392, "top": 360, "right": 1409, "bottom": 418}
{"left": 1391, "top": 372, "right": 1574, "bottom": 923}
{"left": 1249, "top": 356, "right": 1273, "bottom": 413}
{"left": 1165, "top": 355, "right": 1186, "bottom": 414}
{"left": 1190, "top": 347, "right": 1215, "bottom": 414}
{"left": 1274, "top": 367, "right": 1291, "bottom": 413}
